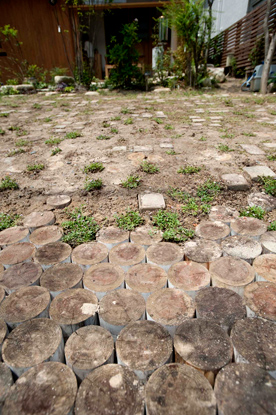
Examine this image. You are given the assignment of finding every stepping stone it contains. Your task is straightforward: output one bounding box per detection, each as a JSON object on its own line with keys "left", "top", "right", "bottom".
{"left": 0, "top": 243, "right": 35, "bottom": 269}
{"left": 85, "top": 91, "right": 99, "bottom": 96}
{"left": 221, "top": 235, "right": 262, "bottom": 264}
{"left": 116, "top": 320, "right": 172, "bottom": 381}
{"left": 29, "top": 225, "right": 63, "bottom": 247}
{"left": 160, "top": 143, "right": 173, "bottom": 148}
{"left": 141, "top": 113, "right": 153, "bottom": 118}
{"left": 174, "top": 319, "right": 233, "bottom": 385}
{"left": 46, "top": 195, "right": 71, "bottom": 209}
{"left": 248, "top": 192, "right": 276, "bottom": 212}
{"left": 34, "top": 242, "right": 72, "bottom": 271}
{"left": 148, "top": 154, "right": 164, "bottom": 163}
{"left": 23, "top": 211, "right": 55, "bottom": 233}
{"left": 263, "top": 143, "right": 276, "bottom": 148}
{"left": 231, "top": 318, "right": 276, "bottom": 375}
{"left": 40, "top": 100, "right": 56, "bottom": 105}
{"left": 0, "top": 262, "right": 42, "bottom": 294}
{"left": 253, "top": 254, "right": 276, "bottom": 284}
{"left": 138, "top": 193, "right": 165, "bottom": 212}
{"left": 210, "top": 116, "right": 223, "bottom": 120}
{"left": 260, "top": 231, "right": 276, "bottom": 254}
{"left": 195, "top": 221, "right": 230, "bottom": 242}
{"left": 146, "top": 288, "right": 195, "bottom": 336}
{"left": 221, "top": 173, "right": 250, "bottom": 191}
{"left": 2, "top": 362, "right": 77, "bottom": 415}
{"left": 96, "top": 227, "right": 129, "bottom": 250}
{"left": 244, "top": 281, "right": 276, "bottom": 321}
{"left": 83, "top": 263, "right": 124, "bottom": 300}
{"left": 215, "top": 364, "right": 276, "bottom": 415}
{"left": 0, "top": 227, "right": 29, "bottom": 247}
{"left": 109, "top": 243, "right": 145, "bottom": 272}
{"left": 184, "top": 239, "right": 222, "bottom": 266}
{"left": 40, "top": 263, "right": 83, "bottom": 298}
{"left": 192, "top": 118, "right": 206, "bottom": 122}
{"left": 75, "top": 365, "right": 143, "bottom": 415}
{"left": 2, "top": 319, "right": 64, "bottom": 377}
{"left": 127, "top": 152, "right": 145, "bottom": 166}
{"left": 230, "top": 217, "right": 267, "bottom": 240}
{"left": 155, "top": 111, "right": 167, "bottom": 118}
{"left": 210, "top": 257, "right": 255, "bottom": 296}
{"left": 130, "top": 226, "right": 163, "bottom": 249}
{"left": 243, "top": 165, "right": 276, "bottom": 181}
{"left": 112, "top": 146, "right": 127, "bottom": 152}
{"left": 146, "top": 242, "right": 182, "bottom": 272}
{"left": 168, "top": 261, "right": 210, "bottom": 299}
{"left": 133, "top": 145, "right": 153, "bottom": 152}
{"left": 0, "top": 286, "right": 50, "bottom": 329}
{"left": 99, "top": 289, "right": 145, "bottom": 339}
{"left": 195, "top": 287, "right": 246, "bottom": 332}
{"left": 0, "top": 362, "right": 13, "bottom": 411}
{"left": 65, "top": 326, "right": 114, "bottom": 381}
{"left": 72, "top": 242, "right": 108, "bottom": 271}
{"left": 240, "top": 144, "right": 265, "bottom": 155}
{"left": 209, "top": 205, "right": 239, "bottom": 225}
{"left": 210, "top": 123, "right": 221, "bottom": 127}
{"left": 146, "top": 364, "right": 216, "bottom": 415}
{"left": 125, "top": 264, "right": 167, "bottom": 300}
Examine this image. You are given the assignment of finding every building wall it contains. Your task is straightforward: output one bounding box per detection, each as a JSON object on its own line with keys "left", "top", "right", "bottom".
{"left": 211, "top": 0, "right": 249, "bottom": 37}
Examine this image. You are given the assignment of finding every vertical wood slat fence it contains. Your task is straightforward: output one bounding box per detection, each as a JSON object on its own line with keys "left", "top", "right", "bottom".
{"left": 208, "top": 0, "right": 276, "bottom": 71}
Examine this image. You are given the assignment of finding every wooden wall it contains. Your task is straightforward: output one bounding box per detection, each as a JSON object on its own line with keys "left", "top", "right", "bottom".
{"left": 0, "top": 0, "right": 75, "bottom": 82}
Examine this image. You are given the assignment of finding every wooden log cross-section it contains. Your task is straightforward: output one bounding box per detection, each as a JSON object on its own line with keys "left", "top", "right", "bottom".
{"left": 244, "top": 281, "right": 276, "bottom": 322}
{"left": 230, "top": 217, "right": 267, "bottom": 240}
{"left": 221, "top": 235, "right": 262, "bottom": 264}
{"left": 83, "top": 263, "right": 125, "bottom": 300}
{"left": 125, "top": 263, "right": 167, "bottom": 300}
{"left": 23, "top": 211, "right": 55, "bottom": 233}
{"left": 260, "top": 231, "right": 276, "bottom": 254}
{"left": 253, "top": 254, "right": 276, "bottom": 283}
{"left": 208, "top": 205, "right": 239, "bottom": 225}
{"left": 0, "top": 363, "right": 13, "bottom": 413}
{"left": 109, "top": 243, "right": 146, "bottom": 272}
{"left": 72, "top": 242, "right": 108, "bottom": 271}
{"left": 130, "top": 226, "right": 163, "bottom": 249}
{"left": 74, "top": 364, "right": 144, "bottom": 415}
{"left": 99, "top": 289, "right": 146, "bottom": 339}
{"left": 145, "top": 363, "right": 216, "bottom": 415}
{"left": 65, "top": 325, "right": 114, "bottom": 381}
{"left": 0, "top": 319, "right": 8, "bottom": 358}
{"left": 29, "top": 225, "right": 63, "bottom": 248}
{"left": 46, "top": 194, "right": 72, "bottom": 209}
{"left": 34, "top": 242, "right": 72, "bottom": 270}
{"left": 214, "top": 363, "right": 276, "bottom": 415}
{"left": 0, "top": 262, "right": 42, "bottom": 294}
{"left": 40, "top": 263, "right": 83, "bottom": 298}
{"left": 2, "top": 318, "right": 64, "bottom": 377}
{"left": 116, "top": 320, "right": 172, "bottom": 381}
{"left": 184, "top": 239, "right": 222, "bottom": 268}
{"left": 0, "top": 243, "right": 35, "bottom": 269}
{"left": 146, "top": 243, "right": 183, "bottom": 272}
{"left": 0, "top": 227, "right": 29, "bottom": 248}
{"left": 2, "top": 362, "right": 77, "bottom": 415}
{"left": 96, "top": 226, "right": 129, "bottom": 250}
{"left": 195, "top": 221, "right": 230, "bottom": 243}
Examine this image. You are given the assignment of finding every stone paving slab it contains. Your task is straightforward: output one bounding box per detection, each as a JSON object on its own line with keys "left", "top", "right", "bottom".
{"left": 243, "top": 165, "right": 276, "bottom": 181}
{"left": 138, "top": 193, "right": 165, "bottom": 212}
{"left": 221, "top": 174, "right": 251, "bottom": 191}
{"left": 263, "top": 143, "right": 276, "bottom": 148}
{"left": 240, "top": 145, "right": 265, "bottom": 155}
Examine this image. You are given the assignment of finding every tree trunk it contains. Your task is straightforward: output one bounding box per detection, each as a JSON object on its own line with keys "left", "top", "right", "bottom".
{"left": 260, "top": 32, "right": 276, "bottom": 94}
{"left": 264, "top": 0, "right": 271, "bottom": 57}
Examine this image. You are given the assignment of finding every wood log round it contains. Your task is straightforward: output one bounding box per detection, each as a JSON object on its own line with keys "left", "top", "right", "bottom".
{"left": 34, "top": 242, "right": 72, "bottom": 270}
{"left": 221, "top": 235, "right": 262, "bottom": 264}
{"left": 145, "top": 363, "right": 216, "bottom": 415}
{"left": 2, "top": 362, "right": 77, "bottom": 415}
{"left": 109, "top": 243, "right": 145, "bottom": 272}
{"left": 83, "top": 263, "right": 124, "bottom": 300}
{"left": 244, "top": 281, "right": 276, "bottom": 322}
{"left": 29, "top": 225, "right": 63, "bottom": 247}
{"left": 174, "top": 319, "right": 233, "bottom": 385}
{"left": 146, "top": 288, "right": 195, "bottom": 336}
{"left": 146, "top": 242, "right": 183, "bottom": 272}
{"left": 231, "top": 318, "right": 276, "bottom": 376}
{"left": 0, "top": 286, "right": 50, "bottom": 329}
{"left": 130, "top": 226, "right": 163, "bottom": 249}
{"left": 214, "top": 363, "right": 276, "bottom": 415}
{"left": 46, "top": 194, "right": 72, "bottom": 209}
{"left": 23, "top": 211, "right": 55, "bottom": 233}
{"left": 2, "top": 318, "right": 64, "bottom": 377}
{"left": 99, "top": 289, "right": 146, "bottom": 339}
{"left": 0, "top": 286, "right": 5, "bottom": 304}
{"left": 0, "top": 362, "right": 13, "bottom": 411}
{"left": 40, "top": 263, "right": 83, "bottom": 298}
{"left": 0, "top": 265, "right": 3, "bottom": 283}
{"left": 65, "top": 325, "right": 114, "bottom": 381}
{"left": 72, "top": 242, "right": 108, "bottom": 271}
{"left": 195, "top": 221, "right": 230, "bottom": 242}
{"left": 74, "top": 364, "right": 144, "bottom": 415}
{"left": 49, "top": 288, "right": 98, "bottom": 338}
{"left": 0, "top": 262, "right": 42, "bottom": 294}
{"left": 230, "top": 217, "right": 267, "bottom": 240}
{"left": 96, "top": 226, "right": 129, "bottom": 250}
{"left": 184, "top": 239, "right": 222, "bottom": 267}
{"left": 0, "top": 227, "right": 29, "bottom": 247}
{"left": 0, "top": 319, "right": 8, "bottom": 358}
{"left": 209, "top": 257, "right": 255, "bottom": 296}
{"left": 208, "top": 205, "right": 239, "bottom": 225}
{"left": 260, "top": 231, "right": 276, "bottom": 254}
{"left": 195, "top": 287, "right": 246, "bottom": 333}
{"left": 253, "top": 254, "right": 276, "bottom": 283}
{"left": 168, "top": 261, "right": 210, "bottom": 298}
{"left": 116, "top": 320, "right": 172, "bottom": 381}
{"left": 125, "top": 263, "right": 167, "bottom": 299}
{"left": 0, "top": 243, "right": 35, "bottom": 269}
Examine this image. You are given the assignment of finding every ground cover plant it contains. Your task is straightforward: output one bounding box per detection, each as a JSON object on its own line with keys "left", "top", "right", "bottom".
{"left": 65, "top": 131, "right": 81, "bottom": 139}
{"left": 121, "top": 175, "right": 141, "bottom": 188}
{"left": 140, "top": 161, "right": 159, "bottom": 174}
{"left": 152, "top": 210, "right": 194, "bottom": 242}
{"left": 115, "top": 209, "right": 144, "bottom": 231}
{"left": 0, "top": 212, "right": 20, "bottom": 231}
{"left": 239, "top": 206, "right": 265, "bottom": 220}
{"left": 177, "top": 166, "right": 201, "bottom": 174}
{"left": 259, "top": 176, "right": 276, "bottom": 197}
{"left": 0, "top": 176, "right": 19, "bottom": 191}
{"left": 84, "top": 178, "right": 103, "bottom": 191}
{"left": 84, "top": 162, "right": 104, "bottom": 173}
{"left": 26, "top": 164, "right": 44, "bottom": 172}
{"left": 62, "top": 207, "right": 99, "bottom": 247}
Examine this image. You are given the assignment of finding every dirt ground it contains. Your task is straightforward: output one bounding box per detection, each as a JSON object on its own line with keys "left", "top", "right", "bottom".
{"left": 0, "top": 78, "right": 276, "bottom": 231}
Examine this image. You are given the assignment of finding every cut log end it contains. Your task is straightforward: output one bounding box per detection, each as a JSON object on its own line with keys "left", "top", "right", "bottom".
{"left": 23, "top": 211, "right": 56, "bottom": 232}
{"left": 109, "top": 243, "right": 145, "bottom": 269}
{"left": 0, "top": 262, "right": 42, "bottom": 294}
{"left": 184, "top": 239, "right": 222, "bottom": 264}
{"left": 96, "top": 226, "right": 129, "bottom": 248}
{"left": 29, "top": 225, "right": 63, "bottom": 247}
{"left": 253, "top": 253, "right": 276, "bottom": 284}
{"left": 244, "top": 281, "right": 276, "bottom": 321}
{"left": 0, "top": 227, "right": 29, "bottom": 247}
{"left": 34, "top": 242, "right": 72, "bottom": 269}
{"left": 83, "top": 263, "right": 124, "bottom": 297}
{"left": 221, "top": 235, "right": 262, "bottom": 263}
{"left": 46, "top": 194, "right": 72, "bottom": 209}
{"left": 125, "top": 263, "right": 167, "bottom": 297}
{"left": 40, "top": 263, "right": 83, "bottom": 296}
{"left": 195, "top": 221, "right": 230, "bottom": 242}
{"left": 231, "top": 217, "right": 267, "bottom": 240}
{"left": 209, "top": 205, "right": 239, "bottom": 225}
{"left": 146, "top": 243, "right": 183, "bottom": 269}
{"left": 72, "top": 242, "right": 108, "bottom": 269}
{"left": 130, "top": 226, "right": 163, "bottom": 247}
{"left": 0, "top": 243, "right": 35, "bottom": 268}
{"left": 168, "top": 261, "right": 210, "bottom": 297}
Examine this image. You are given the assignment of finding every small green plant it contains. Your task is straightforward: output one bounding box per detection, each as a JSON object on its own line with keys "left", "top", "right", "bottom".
{"left": 153, "top": 118, "right": 163, "bottom": 124}
{"left": 199, "top": 136, "right": 207, "bottom": 141}
{"left": 15, "top": 139, "right": 29, "bottom": 147}
{"left": 121, "top": 175, "right": 141, "bottom": 188}
{"left": 65, "top": 131, "right": 81, "bottom": 139}
{"left": 7, "top": 148, "right": 25, "bottom": 157}
{"left": 177, "top": 165, "right": 201, "bottom": 174}
{"left": 16, "top": 129, "right": 28, "bottom": 136}
{"left": 96, "top": 135, "right": 110, "bottom": 140}
{"left": 44, "top": 117, "right": 52, "bottom": 122}
{"left": 140, "top": 161, "right": 159, "bottom": 174}
{"left": 267, "top": 154, "right": 276, "bottom": 161}
{"left": 163, "top": 227, "right": 194, "bottom": 243}
{"left": 268, "top": 221, "right": 276, "bottom": 231}
{"left": 111, "top": 116, "right": 121, "bottom": 121}
{"left": 64, "top": 86, "right": 75, "bottom": 93}
{"left": 239, "top": 206, "right": 265, "bottom": 220}
{"left": 115, "top": 209, "right": 144, "bottom": 231}
{"left": 182, "top": 198, "right": 200, "bottom": 216}
{"left": 152, "top": 210, "right": 180, "bottom": 230}
{"left": 242, "top": 132, "right": 256, "bottom": 137}
{"left": 220, "top": 133, "right": 235, "bottom": 139}
{"left": 166, "top": 150, "right": 176, "bottom": 155}
{"left": 110, "top": 127, "right": 118, "bottom": 134}
{"left": 258, "top": 176, "right": 276, "bottom": 197}
{"left": 26, "top": 164, "right": 44, "bottom": 172}
{"left": 51, "top": 147, "right": 62, "bottom": 156}
{"left": 197, "top": 179, "right": 221, "bottom": 202}
{"left": 167, "top": 187, "right": 190, "bottom": 202}
{"left": 103, "top": 121, "right": 111, "bottom": 128}
{"left": 121, "top": 109, "right": 130, "bottom": 114}
{"left": 45, "top": 137, "right": 62, "bottom": 145}
{"left": 223, "top": 98, "right": 234, "bottom": 107}
{"left": 124, "top": 118, "right": 133, "bottom": 125}
{"left": 0, "top": 176, "right": 19, "bottom": 191}
{"left": 6, "top": 78, "right": 18, "bottom": 85}
{"left": 84, "top": 178, "right": 103, "bottom": 191}
{"left": 0, "top": 129, "right": 5, "bottom": 135}
{"left": 0, "top": 113, "right": 9, "bottom": 117}
{"left": 84, "top": 162, "right": 104, "bottom": 173}
{"left": 33, "top": 103, "right": 42, "bottom": 109}
{"left": 164, "top": 124, "right": 174, "bottom": 130}
{"left": 8, "top": 126, "right": 20, "bottom": 131}
{"left": 61, "top": 206, "right": 99, "bottom": 247}
{"left": 0, "top": 212, "right": 20, "bottom": 231}
{"left": 217, "top": 144, "right": 234, "bottom": 152}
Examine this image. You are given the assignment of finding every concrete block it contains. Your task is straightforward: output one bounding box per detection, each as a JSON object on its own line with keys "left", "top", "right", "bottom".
{"left": 243, "top": 165, "right": 276, "bottom": 181}
{"left": 221, "top": 174, "right": 251, "bottom": 191}
{"left": 240, "top": 145, "right": 265, "bottom": 155}
{"left": 138, "top": 193, "right": 165, "bottom": 212}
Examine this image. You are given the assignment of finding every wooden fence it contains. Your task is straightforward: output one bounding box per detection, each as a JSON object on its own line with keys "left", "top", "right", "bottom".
{"left": 209, "top": 0, "right": 276, "bottom": 71}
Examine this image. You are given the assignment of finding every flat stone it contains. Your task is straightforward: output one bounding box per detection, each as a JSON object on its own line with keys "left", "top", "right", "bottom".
{"left": 133, "top": 146, "right": 153, "bottom": 152}
{"left": 112, "top": 146, "right": 127, "bottom": 152}
{"left": 248, "top": 192, "right": 276, "bottom": 212}
{"left": 40, "top": 101, "right": 56, "bottom": 105}
{"left": 221, "top": 174, "right": 251, "bottom": 191}
{"left": 263, "top": 143, "right": 276, "bottom": 148}
{"left": 155, "top": 111, "right": 167, "bottom": 118}
{"left": 138, "top": 193, "right": 165, "bottom": 212}
{"left": 127, "top": 152, "right": 145, "bottom": 166}
{"left": 243, "top": 165, "right": 276, "bottom": 181}
{"left": 141, "top": 113, "right": 153, "bottom": 118}
{"left": 85, "top": 91, "right": 99, "bottom": 96}
{"left": 148, "top": 155, "right": 164, "bottom": 163}
{"left": 240, "top": 144, "right": 265, "bottom": 155}
{"left": 160, "top": 143, "right": 173, "bottom": 149}
{"left": 192, "top": 118, "right": 206, "bottom": 122}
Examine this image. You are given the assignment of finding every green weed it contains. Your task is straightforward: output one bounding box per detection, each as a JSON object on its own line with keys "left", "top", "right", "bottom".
{"left": 240, "top": 206, "right": 265, "bottom": 220}
{"left": 51, "top": 148, "right": 62, "bottom": 156}
{"left": 166, "top": 150, "right": 176, "bottom": 155}
{"left": 65, "top": 131, "right": 82, "bottom": 139}
{"left": 111, "top": 116, "right": 121, "bottom": 121}
{"left": 84, "top": 162, "right": 104, "bottom": 173}
{"left": 140, "top": 161, "right": 159, "bottom": 174}
{"left": 84, "top": 178, "right": 103, "bottom": 191}
{"left": 242, "top": 132, "right": 256, "bottom": 137}
{"left": 121, "top": 175, "right": 141, "bottom": 188}
{"left": 15, "top": 139, "right": 29, "bottom": 147}
{"left": 103, "top": 121, "right": 111, "bottom": 128}
{"left": 44, "top": 117, "right": 52, "bottom": 122}
{"left": 27, "top": 164, "right": 44, "bottom": 172}
{"left": 217, "top": 144, "right": 234, "bottom": 152}
{"left": 115, "top": 209, "right": 143, "bottom": 231}
{"left": 0, "top": 212, "right": 20, "bottom": 231}
{"left": 110, "top": 127, "right": 118, "bottom": 134}
{"left": 62, "top": 207, "right": 99, "bottom": 247}
{"left": 7, "top": 148, "right": 25, "bottom": 157}
{"left": 153, "top": 118, "right": 163, "bottom": 124}
{"left": 152, "top": 210, "right": 179, "bottom": 230}
{"left": 199, "top": 136, "right": 207, "bottom": 141}
{"left": 258, "top": 176, "right": 276, "bottom": 197}
{"left": 96, "top": 135, "right": 110, "bottom": 140}
{"left": 0, "top": 176, "right": 19, "bottom": 191}
{"left": 0, "top": 129, "right": 5, "bottom": 135}
{"left": 268, "top": 221, "right": 276, "bottom": 231}
{"left": 164, "top": 124, "right": 174, "bottom": 130}
{"left": 0, "top": 113, "right": 9, "bottom": 117}
{"left": 197, "top": 179, "right": 221, "bottom": 202}
{"left": 178, "top": 166, "right": 201, "bottom": 174}
{"left": 8, "top": 126, "right": 20, "bottom": 131}
{"left": 121, "top": 109, "right": 130, "bottom": 114}
{"left": 124, "top": 118, "right": 133, "bottom": 125}
{"left": 33, "top": 103, "right": 42, "bottom": 109}
{"left": 267, "top": 154, "right": 276, "bottom": 161}
{"left": 45, "top": 137, "right": 62, "bottom": 145}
